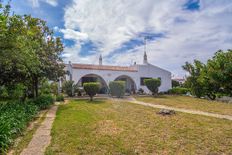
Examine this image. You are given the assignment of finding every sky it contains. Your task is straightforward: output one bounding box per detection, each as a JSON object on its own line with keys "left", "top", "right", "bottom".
{"left": 9, "top": 0, "right": 232, "bottom": 77}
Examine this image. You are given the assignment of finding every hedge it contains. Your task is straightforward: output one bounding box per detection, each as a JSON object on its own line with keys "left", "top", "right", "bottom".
{"left": 109, "top": 81, "right": 125, "bottom": 98}
{"left": 168, "top": 87, "right": 189, "bottom": 95}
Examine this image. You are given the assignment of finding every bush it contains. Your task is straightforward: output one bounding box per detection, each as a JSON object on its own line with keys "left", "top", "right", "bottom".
{"left": 62, "top": 80, "right": 76, "bottom": 97}
{"left": 56, "top": 94, "right": 64, "bottom": 101}
{"left": 33, "top": 95, "right": 54, "bottom": 110}
{"left": 83, "top": 82, "right": 100, "bottom": 101}
{"left": 144, "top": 78, "right": 161, "bottom": 96}
{"left": 168, "top": 87, "right": 189, "bottom": 95}
{"left": 0, "top": 101, "right": 38, "bottom": 153}
{"left": 109, "top": 81, "right": 125, "bottom": 98}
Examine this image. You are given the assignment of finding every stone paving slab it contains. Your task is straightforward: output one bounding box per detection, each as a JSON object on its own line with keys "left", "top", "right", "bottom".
{"left": 20, "top": 106, "right": 58, "bottom": 155}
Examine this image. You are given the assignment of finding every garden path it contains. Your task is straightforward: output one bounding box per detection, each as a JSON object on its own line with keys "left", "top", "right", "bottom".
{"left": 113, "top": 97, "right": 232, "bottom": 121}
{"left": 20, "top": 105, "right": 58, "bottom": 155}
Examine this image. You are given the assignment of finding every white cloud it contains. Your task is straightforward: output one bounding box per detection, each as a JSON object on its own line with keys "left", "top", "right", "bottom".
{"left": 62, "top": 0, "right": 232, "bottom": 76}
{"left": 60, "top": 29, "right": 88, "bottom": 41}
{"left": 28, "top": 0, "right": 58, "bottom": 7}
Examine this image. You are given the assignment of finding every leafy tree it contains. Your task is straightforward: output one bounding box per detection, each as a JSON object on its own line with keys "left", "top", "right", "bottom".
{"left": 109, "top": 81, "right": 125, "bottom": 98}
{"left": 182, "top": 60, "right": 205, "bottom": 98}
{"left": 206, "top": 50, "right": 232, "bottom": 97}
{"left": 144, "top": 78, "right": 161, "bottom": 96}
{"left": 83, "top": 82, "right": 100, "bottom": 101}
{"left": 182, "top": 50, "right": 232, "bottom": 99}
{"left": 0, "top": 3, "right": 65, "bottom": 98}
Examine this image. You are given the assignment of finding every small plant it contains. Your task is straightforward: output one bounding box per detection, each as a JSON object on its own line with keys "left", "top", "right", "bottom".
{"left": 109, "top": 81, "right": 125, "bottom": 98}
{"left": 83, "top": 82, "right": 100, "bottom": 101}
{"left": 144, "top": 78, "right": 161, "bottom": 96}
{"left": 56, "top": 94, "right": 64, "bottom": 101}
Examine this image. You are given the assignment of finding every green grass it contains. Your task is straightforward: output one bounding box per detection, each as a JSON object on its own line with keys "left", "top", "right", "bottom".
{"left": 135, "top": 95, "right": 232, "bottom": 115}
{"left": 46, "top": 99, "right": 232, "bottom": 154}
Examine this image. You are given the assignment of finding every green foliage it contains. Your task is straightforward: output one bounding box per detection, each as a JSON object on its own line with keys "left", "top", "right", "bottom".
{"left": 183, "top": 49, "right": 232, "bottom": 99}
{"left": 33, "top": 95, "right": 54, "bottom": 110}
{"left": 83, "top": 82, "right": 100, "bottom": 101}
{"left": 182, "top": 60, "right": 205, "bottom": 98}
{"left": 0, "top": 101, "right": 38, "bottom": 153}
{"left": 39, "top": 80, "right": 51, "bottom": 95}
{"left": 172, "top": 80, "right": 180, "bottom": 88}
{"left": 109, "top": 81, "right": 125, "bottom": 98}
{"left": 168, "top": 87, "right": 189, "bottom": 95}
{"left": 62, "top": 81, "right": 76, "bottom": 97}
{"left": 51, "top": 82, "right": 58, "bottom": 95}
{"left": 56, "top": 94, "right": 64, "bottom": 102}
{"left": 144, "top": 78, "right": 161, "bottom": 96}
{"left": 0, "top": 3, "right": 65, "bottom": 98}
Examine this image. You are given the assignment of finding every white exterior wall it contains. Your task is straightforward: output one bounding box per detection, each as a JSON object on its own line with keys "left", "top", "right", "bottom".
{"left": 66, "top": 63, "right": 171, "bottom": 93}
{"left": 136, "top": 64, "right": 171, "bottom": 92}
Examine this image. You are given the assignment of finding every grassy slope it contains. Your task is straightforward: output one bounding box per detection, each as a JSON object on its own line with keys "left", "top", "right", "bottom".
{"left": 135, "top": 95, "right": 232, "bottom": 115}
{"left": 46, "top": 99, "right": 232, "bottom": 155}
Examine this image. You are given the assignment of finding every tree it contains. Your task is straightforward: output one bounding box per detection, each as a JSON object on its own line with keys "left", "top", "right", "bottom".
{"left": 109, "top": 81, "right": 125, "bottom": 98}
{"left": 182, "top": 60, "right": 205, "bottom": 98}
{"left": 83, "top": 82, "right": 100, "bottom": 101}
{"left": 144, "top": 78, "right": 161, "bottom": 96}
{"left": 0, "top": 3, "right": 65, "bottom": 98}
{"left": 206, "top": 50, "right": 232, "bottom": 97}
{"left": 182, "top": 49, "right": 232, "bottom": 99}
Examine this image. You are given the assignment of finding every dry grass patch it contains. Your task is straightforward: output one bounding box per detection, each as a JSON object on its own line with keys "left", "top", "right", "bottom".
{"left": 46, "top": 99, "right": 232, "bottom": 155}
{"left": 135, "top": 95, "right": 232, "bottom": 115}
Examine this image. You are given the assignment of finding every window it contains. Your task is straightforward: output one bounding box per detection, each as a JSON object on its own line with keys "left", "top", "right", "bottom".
{"left": 140, "top": 77, "right": 152, "bottom": 86}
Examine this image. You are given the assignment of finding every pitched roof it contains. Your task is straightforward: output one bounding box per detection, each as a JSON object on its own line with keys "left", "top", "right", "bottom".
{"left": 71, "top": 64, "right": 137, "bottom": 72}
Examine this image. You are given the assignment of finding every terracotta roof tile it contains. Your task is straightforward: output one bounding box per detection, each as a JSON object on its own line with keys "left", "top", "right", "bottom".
{"left": 71, "top": 64, "right": 137, "bottom": 72}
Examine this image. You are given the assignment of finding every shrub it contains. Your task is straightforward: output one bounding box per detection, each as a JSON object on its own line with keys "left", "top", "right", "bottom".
{"left": 109, "top": 81, "right": 125, "bottom": 98}
{"left": 33, "top": 95, "right": 54, "bottom": 110}
{"left": 168, "top": 87, "right": 189, "bottom": 95}
{"left": 56, "top": 94, "right": 64, "bottom": 101}
{"left": 62, "top": 80, "right": 76, "bottom": 97}
{"left": 83, "top": 82, "right": 100, "bottom": 101}
{"left": 0, "top": 101, "right": 38, "bottom": 153}
{"left": 144, "top": 78, "right": 161, "bottom": 96}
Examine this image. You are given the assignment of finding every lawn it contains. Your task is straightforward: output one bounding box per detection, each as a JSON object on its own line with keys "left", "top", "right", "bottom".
{"left": 135, "top": 95, "right": 232, "bottom": 116}
{"left": 46, "top": 99, "right": 232, "bottom": 154}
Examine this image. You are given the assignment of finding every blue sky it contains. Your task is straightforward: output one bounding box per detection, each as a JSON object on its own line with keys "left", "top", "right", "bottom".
{"left": 9, "top": 0, "right": 232, "bottom": 77}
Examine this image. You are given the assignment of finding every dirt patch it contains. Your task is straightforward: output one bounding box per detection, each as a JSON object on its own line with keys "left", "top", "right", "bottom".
{"left": 94, "top": 120, "right": 122, "bottom": 136}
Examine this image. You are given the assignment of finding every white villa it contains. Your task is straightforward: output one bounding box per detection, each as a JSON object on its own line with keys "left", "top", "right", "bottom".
{"left": 64, "top": 52, "right": 171, "bottom": 94}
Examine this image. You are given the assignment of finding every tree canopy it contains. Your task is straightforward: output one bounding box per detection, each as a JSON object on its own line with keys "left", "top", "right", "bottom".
{"left": 0, "top": 3, "right": 65, "bottom": 99}
{"left": 183, "top": 49, "right": 232, "bottom": 99}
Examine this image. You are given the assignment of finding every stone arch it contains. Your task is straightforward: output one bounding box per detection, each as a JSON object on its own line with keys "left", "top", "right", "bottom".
{"left": 77, "top": 74, "right": 108, "bottom": 94}
{"left": 114, "top": 75, "right": 137, "bottom": 94}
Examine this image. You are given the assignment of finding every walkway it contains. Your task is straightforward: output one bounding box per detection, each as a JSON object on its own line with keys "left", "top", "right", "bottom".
{"left": 20, "top": 105, "right": 58, "bottom": 155}
{"left": 115, "top": 97, "right": 232, "bottom": 121}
